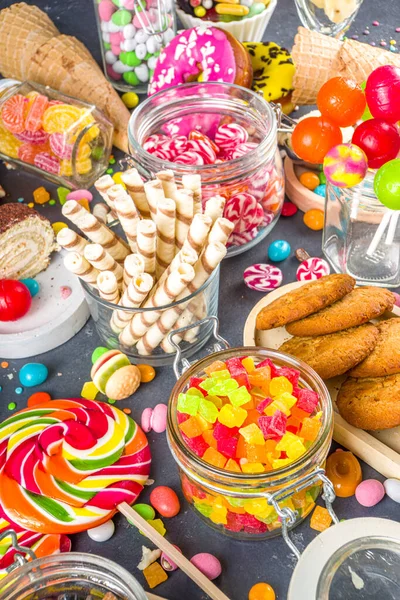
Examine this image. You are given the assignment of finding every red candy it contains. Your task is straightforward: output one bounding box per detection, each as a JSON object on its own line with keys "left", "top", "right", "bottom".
{"left": 34, "top": 152, "right": 60, "bottom": 174}
{"left": 175, "top": 150, "right": 205, "bottom": 165}
{"left": 0, "top": 279, "right": 32, "bottom": 321}
{"left": 365, "top": 65, "right": 400, "bottom": 124}
{"left": 296, "top": 389, "right": 319, "bottom": 414}
{"left": 15, "top": 130, "right": 49, "bottom": 145}
{"left": 258, "top": 411, "right": 287, "bottom": 440}
{"left": 230, "top": 142, "right": 258, "bottom": 159}
{"left": 1, "top": 94, "right": 27, "bottom": 134}
{"left": 25, "top": 94, "right": 49, "bottom": 132}
{"left": 143, "top": 134, "right": 168, "bottom": 152}
{"left": 149, "top": 486, "right": 181, "bottom": 518}
{"left": 281, "top": 201, "right": 298, "bottom": 217}
{"left": 186, "top": 139, "right": 216, "bottom": 164}
{"left": 352, "top": 119, "right": 400, "bottom": 169}
{"left": 214, "top": 123, "right": 248, "bottom": 150}
{"left": 217, "top": 437, "right": 238, "bottom": 458}
{"left": 226, "top": 357, "right": 251, "bottom": 390}
{"left": 291, "top": 116, "right": 343, "bottom": 164}
{"left": 49, "top": 133, "right": 73, "bottom": 160}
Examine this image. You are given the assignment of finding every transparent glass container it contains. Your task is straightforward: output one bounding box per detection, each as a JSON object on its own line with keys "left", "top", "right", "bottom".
{"left": 93, "top": 0, "right": 176, "bottom": 94}
{"left": 1, "top": 552, "right": 147, "bottom": 600}
{"left": 81, "top": 265, "right": 220, "bottom": 366}
{"left": 0, "top": 80, "right": 113, "bottom": 189}
{"left": 128, "top": 82, "right": 285, "bottom": 256}
{"left": 293, "top": 0, "right": 364, "bottom": 37}
{"left": 322, "top": 173, "right": 400, "bottom": 287}
{"left": 167, "top": 345, "right": 335, "bottom": 544}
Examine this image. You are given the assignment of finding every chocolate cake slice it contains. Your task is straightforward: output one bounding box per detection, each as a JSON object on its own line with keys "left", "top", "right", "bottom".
{"left": 0, "top": 203, "right": 57, "bottom": 279}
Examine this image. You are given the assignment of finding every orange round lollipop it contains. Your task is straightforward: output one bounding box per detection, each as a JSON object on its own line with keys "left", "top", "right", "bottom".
{"left": 317, "top": 77, "right": 366, "bottom": 127}
{"left": 325, "top": 449, "right": 362, "bottom": 497}
{"left": 291, "top": 116, "right": 342, "bottom": 164}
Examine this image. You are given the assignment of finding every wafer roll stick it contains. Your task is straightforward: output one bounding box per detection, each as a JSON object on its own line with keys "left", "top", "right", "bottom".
{"left": 204, "top": 195, "right": 226, "bottom": 225}
{"left": 150, "top": 246, "right": 198, "bottom": 298}
{"left": 57, "top": 227, "right": 88, "bottom": 254}
{"left": 111, "top": 272, "right": 154, "bottom": 333}
{"left": 208, "top": 217, "right": 234, "bottom": 246}
{"left": 144, "top": 179, "right": 165, "bottom": 218}
{"left": 113, "top": 191, "right": 141, "bottom": 253}
{"left": 84, "top": 243, "right": 123, "bottom": 285}
{"left": 156, "top": 170, "right": 178, "bottom": 199}
{"left": 106, "top": 183, "right": 126, "bottom": 205}
{"left": 93, "top": 203, "right": 110, "bottom": 224}
{"left": 123, "top": 253, "right": 145, "bottom": 291}
{"left": 62, "top": 201, "right": 130, "bottom": 263}
{"left": 137, "top": 219, "right": 157, "bottom": 276}
{"left": 119, "top": 264, "right": 195, "bottom": 348}
{"left": 161, "top": 296, "right": 206, "bottom": 352}
{"left": 182, "top": 213, "right": 213, "bottom": 255}
{"left": 136, "top": 242, "right": 226, "bottom": 355}
{"left": 64, "top": 251, "right": 100, "bottom": 288}
{"left": 182, "top": 174, "right": 202, "bottom": 215}
{"left": 121, "top": 168, "right": 150, "bottom": 219}
{"left": 95, "top": 174, "right": 116, "bottom": 209}
{"left": 97, "top": 271, "right": 120, "bottom": 304}
{"left": 174, "top": 189, "right": 194, "bottom": 251}
{"left": 155, "top": 197, "right": 176, "bottom": 279}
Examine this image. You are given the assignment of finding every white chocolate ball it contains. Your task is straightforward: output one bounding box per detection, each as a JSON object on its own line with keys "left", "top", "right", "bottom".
{"left": 87, "top": 520, "right": 115, "bottom": 542}
{"left": 123, "top": 23, "right": 136, "bottom": 39}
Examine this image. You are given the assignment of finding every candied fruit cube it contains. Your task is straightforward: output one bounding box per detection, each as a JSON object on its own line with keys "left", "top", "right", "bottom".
{"left": 198, "top": 398, "right": 219, "bottom": 423}
{"left": 244, "top": 498, "right": 275, "bottom": 520}
{"left": 199, "top": 378, "right": 218, "bottom": 392}
{"left": 177, "top": 411, "right": 190, "bottom": 424}
{"left": 239, "top": 423, "right": 265, "bottom": 445}
{"left": 218, "top": 404, "right": 247, "bottom": 428}
{"left": 277, "top": 392, "right": 297, "bottom": 410}
{"left": 225, "top": 512, "right": 243, "bottom": 532}
{"left": 246, "top": 443, "right": 267, "bottom": 463}
{"left": 226, "top": 458, "right": 241, "bottom": 472}
{"left": 195, "top": 414, "right": 212, "bottom": 432}
{"left": 256, "top": 397, "right": 273, "bottom": 414}
{"left": 249, "top": 367, "right": 271, "bottom": 393}
{"left": 203, "top": 447, "right": 227, "bottom": 469}
{"left": 310, "top": 505, "right": 332, "bottom": 532}
{"left": 182, "top": 433, "right": 208, "bottom": 457}
{"left": 236, "top": 434, "right": 247, "bottom": 459}
{"left": 194, "top": 499, "right": 213, "bottom": 517}
{"left": 210, "top": 369, "right": 231, "bottom": 381}
{"left": 228, "top": 385, "right": 252, "bottom": 407}
{"left": 143, "top": 562, "right": 168, "bottom": 589}
{"left": 300, "top": 417, "right": 321, "bottom": 441}
{"left": 217, "top": 436, "right": 238, "bottom": 458}
{"left": 241, "top": 462, "right": 264, "bottom": 473}
{"left": 270, "top": 376, "right": 293, "bottom": 396}
{"left": 213, "top": 421, "right": 238, "bottom": 440}
{"left": 243, "top": 409, "right": 261, "bottom": 427}
{"left": 179, "top": 416, "right": 203, "bottom": 438}
{"left": 204, "top": 360, "right": 226, "bottom": 376}
{"left": 81, "top": 381, "right": 98, "bottom": 400}
{"left": 278, "top": 366, "right": 300, "bottom": 387}
{"left": 209, "top": 504, "right": 228, "bottom": 525}
{"left": 242, "top": 397, "right": 255, "bottom": 411}
{"left": 177, "top": 392, "right": 200, "bottom": 416}
{"left": 226, "top": 357, "right": 251, "bottom": 390}
{"left": 202, "top": 429, "right": 217, "bottom": 449}
{"left": 236, "top": 512, "right": 267, "bottom": 533}
{"left": 257, "top": 358, "right": 280, "bottom": 377}
{"left": 272, "top": 458, "right": 292, "bottom": 469}
{"left": 297, "top": 388, "right": 319, "bottom": 414}
{"left": 265, "top": 399, "right": 291, "bottom": 417}
{"left": 286, "top": 438, "right": 307, "bottom": 460}
{"left": 208, "top": 379, "right": 239, "bottom": 396}
{"left": 206, "top": 394, "right": 223, "bottom": 409}
{"left": 276, "top": 431, "right": 299, "bottom": 451}
{"left": 33, "top": 186, "right": 50, "bottom": 205}
{"left": 189, "top": 377, "right": 207, "bottom": 395}
{"left": 242, "top": 356, "right": 255, "bottom": 373}
{"left": 261, "top": 410, "right": 287, "bottom": 440}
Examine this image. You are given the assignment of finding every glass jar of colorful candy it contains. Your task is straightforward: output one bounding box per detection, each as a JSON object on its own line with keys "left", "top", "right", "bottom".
{"left": 167, "top": 347, "right": 334, "bottom": 540}
{"left": 0, "top": 81, "right": 113, "bottom": 189}
{"left": 93, "top": 0, "right": 176, "bottom": 93}
{"left": 128, "top": 82, "right": 284, "bottom": 256}
{"left": 1, "top": 552, "right": 147, "bottom": 600}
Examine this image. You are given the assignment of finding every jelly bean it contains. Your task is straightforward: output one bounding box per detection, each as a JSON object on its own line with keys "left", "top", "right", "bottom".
{"left": 133, "top": 504, "right": 156, "bottom": 521}
{"left": 190, "top": 553, "right": 222, "bottom": 580}
{"left": 314, "top": 184, "right": 326, "bottom": 197}
{"left": 267, "top": 240, "right": 291, "bottom": 262}
{"left": 141, "top": 404, "right": 168, "bottom": 433}
{"left": 19, "top": 363, "right": 49, "bottom": 387}
{"left": 248, "top": 582, "right": 276, "bottom": 600}
{"left": 0, "top": 279, "right": 31, "bottom": 321}
{"left": 20, "top": 278, "right": 40, "bottom": 298}
{"left": 66, "top": 189, "right": 93, "bottom": 202}
{"left": 150, "top": 486, "right": 181, "bottom": 518}
{"left": 384, "top": 478, "right": 400, "bottom": 503}
{"left": 303, "top": 208, "right": 324, "bottom": 231}
{"left": 137, "top": 363, "right": 156, "bottom": 382}
{"left": 355, "top": 479, "right": 385, "bottom": 507}
{"left": 91, "top": 346, "right": 110, "bottom": 364}
{"left": 122, "top": 91, "right": 139, "bottom": 108}
{"left": 325, "top": 450, "right": 362, "bottom": 497}
{"left": 299, "top": 171, "right": 320, "bottom": 191}
{"left": 87, "top": 519, "right": 115, "bottom": 542}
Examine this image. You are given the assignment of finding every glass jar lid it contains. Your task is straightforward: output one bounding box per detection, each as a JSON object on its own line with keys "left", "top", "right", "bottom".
{"left": 288, "top": 517, "right": 400, "bottom": 600}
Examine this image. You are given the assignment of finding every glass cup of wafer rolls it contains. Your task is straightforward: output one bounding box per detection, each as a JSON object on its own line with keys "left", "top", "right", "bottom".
{"left": 127, "top": 82, "right": 285, "bottom": 256}
{"left": 60, "top": 168, "right": 227, "bottom": 366}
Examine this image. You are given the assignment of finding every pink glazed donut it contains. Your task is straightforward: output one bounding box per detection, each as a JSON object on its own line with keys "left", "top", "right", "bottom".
{"left": 148, "top": 26, "right": 252, "bottom": 95}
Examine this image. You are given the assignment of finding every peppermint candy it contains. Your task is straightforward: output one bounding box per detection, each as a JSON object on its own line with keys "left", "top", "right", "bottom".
{"left": 143, "top": 134, "right": 168, "bottom": 152}
{"left": 15, "top": 130, "right": 49, "bottom": 145}
{"left": 174, "top": 151, "right": 205, "bottom": 165}
{"left": 224, "top": 192, "right": 259, "bottom": 234}
{"left": 189, "top": 130, "right": 220, "bottom": 154}
{"left": 296, "top": 257, "right": 331, "bottom": 281}
{"left": 159, "top": 135, "right": 188, "bottom": 158}
{"left": 49, "top": 133, "right": 73, "bottom": 160}
{"left": 214, "top": 123, "right": 249, "bottom": 150}
{"left": 186, "top": 139, "right": 216, "bottom": 164}
{"left": 34, "top": 152, "right": 60, "bottom": 175}
{"left": 243, "top": 263, "right": 283, "bottom": 292}
{"left": 228, "top": 227, "right": 258, "bottom": 247}
{"left": 230, "top": 142, "right": 258, "bottom": 159}
{"left": 152, "top": 146, "right": 175, "bottom": 161}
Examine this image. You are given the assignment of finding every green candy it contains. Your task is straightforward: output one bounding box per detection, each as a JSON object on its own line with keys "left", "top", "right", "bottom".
{"left": 144, "top": 52, "right": 153, "bottom": 60}
{"left": 133, "top": 503, "right": 156, "bottom": 521}
{"left": 120, "top": 51, "right": 142, "bottom": 67}
{"left": 199, "top": 378, "right": 217, "bottom": 392}
{"left": 177, "top": 392, "right": 200, "bottom": 416}
{"left": 103, "top": 42, "right": 111, "bottom": 50}
{"left": 112, "top": 0, "right": 124, "bottom": 6}
{"left": 198, "top": 399, "right": 219, "bottom": 423}
{"left": 319, "top": 172, "right": 327, "bottom": 185}
{"left": 91, "top": 346, "right": 110, "bottom": 364}
{"left": 112, "top": 9, "right": 132, "bottom": 26}
{"left": 91, "top": 146, "right": 105, "bottom": 161}
{"left": 228, "top": 385, "right": 251, "bottom": 407}
{"left": 57, "top": 186, "right": 70, "bottom": 205}
{"left": 210, "top": 369, "right": 230, "bottom": 381}
{"left": 123, "top": 71, "right": 140, "bottom": 86}
{"left": 207, "top": 379, "right": 239, "bottom": 397}
{"left": 374, "top": 159, "right": 400, "bottom": 209}
{"left": 194, "top": 500, "right": 213, "bottom": 518}
{"left": 248, "top": 2, "right": 265, "bottom": 16}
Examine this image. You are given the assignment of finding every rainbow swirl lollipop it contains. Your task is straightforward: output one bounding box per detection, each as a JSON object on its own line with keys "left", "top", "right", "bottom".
{"left": 0, "top": 399, "right": 151, "bottom": 534}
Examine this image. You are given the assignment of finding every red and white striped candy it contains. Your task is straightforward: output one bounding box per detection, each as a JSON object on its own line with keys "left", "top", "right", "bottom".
{"left": 34, "top": 152, "right": 60, "bottom": 175}
{"left": 189, "top": 130, "right": 220, "bottom": 154}
{"left": 143, "top": 134, "right": 168, "bottom": 152}
{"left": 174, "top": 151, "right": 205, "bottom": 165}
{"left": 186, "top": 139, "right": 216, "bottom": 164}
{"left": 214, "top": 123, "right": 249, "bottom": 150}
{"left": 252, "top": 203, "right": 264, "bottom": 229}
{"left": 296, "top": 257, "right": 330, "bottom": 282}
{"left": 223, "top": 192, "right": 258, "bottom": 234}
{"left": 159, "top": 136, "right": 188, "bottom": 159}
{"left": 243, "top": 263, "right": 283, "bottom": 291}
{"left": 152, "top": 146, "right": 176, "bottom": 161}
{"left": 16, "top": 130, "right": 48, "bottom": 145}
{"left": 230, "top": 142, "right": 258, "bottom": 159}
{"left": 49, "top": 133, "right": 73, "bottom": 160}
{"left": 228, "top": 227, "right": 258, "bottom": 247}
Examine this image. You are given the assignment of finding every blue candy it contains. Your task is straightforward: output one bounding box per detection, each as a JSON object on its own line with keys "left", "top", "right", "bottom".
{"left": 19, "top": 363, "right": 48, "bottom": 387}
{"left": 314, "top": 184, "right": 327, "bottom": 198}
{"left": 20, "top": 278, "right": 40, "bottom": 298}
{"left": 267, "top": 240, "right": 291, "bottom": 262}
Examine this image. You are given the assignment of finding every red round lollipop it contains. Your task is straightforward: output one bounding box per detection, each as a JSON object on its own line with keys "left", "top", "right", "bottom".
{"left": 317, "top": 77, "right": 367, "bottom": 127}
{"left": 352, "top": 119, "right": 400, "bottom": 169}
{"left": 365, "top": 65, "right": 400, "bottom": 123}
{"left": 0, "top": 279, "right": 32, "bottom": 321}
{"left": 291, "top": 116, "right": 343, "bottom": 164}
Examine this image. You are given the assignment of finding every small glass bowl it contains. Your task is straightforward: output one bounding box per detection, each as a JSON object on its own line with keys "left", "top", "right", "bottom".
{"left": 81, "top": 265, "right": 220, "bottom": 366}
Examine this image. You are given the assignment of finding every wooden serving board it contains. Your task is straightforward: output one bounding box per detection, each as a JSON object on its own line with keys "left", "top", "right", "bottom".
{"left": 284, "top": 157, "right": 324, "bottom": 213}
{"left": 243, "top": 281, "right": 400, "bottom": 479}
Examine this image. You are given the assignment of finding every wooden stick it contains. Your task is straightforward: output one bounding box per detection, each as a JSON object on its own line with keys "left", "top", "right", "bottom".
{"left": 147, "top": 594, "right": 168, "bottom": 600}
{"left": 118, "top": 502, "right": 231, "bottom": 600}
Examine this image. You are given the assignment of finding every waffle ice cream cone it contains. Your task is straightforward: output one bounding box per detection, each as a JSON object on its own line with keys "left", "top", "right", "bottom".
{"left": 339, "top": 38, "right": 400, "bottom": 84}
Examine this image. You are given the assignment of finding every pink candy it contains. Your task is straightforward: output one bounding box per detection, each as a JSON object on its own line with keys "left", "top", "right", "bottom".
{"left": 223, "top": 192, "right": 259, "bottom": 234}
{"left": 190, "top": 553, "right": 222, "bottom": 580}
{"left": 296, "top": 257, "right": 330, "bottom": 281}
{"left": 98, "top": 0, "right": 116, "bottom": 21}
{"left": 34, "top": 152, "right": 60, "bottom": 174}
{"left": 141, "top": 403, "right": 168, "bottom": 433}
{"left": 15, "top": 130, "right": 48, "bottom": 145}
{"left": 355, "top": 479, "right": 385, "bottom": 507}
{"left": 230, "top": 142, "right": 258, "bottom": 159}
{"left": 243, "top": 263, "right": 283, "bottom": 291}
{"left": 67, "top": 189, "right": 93, "bottom": 202}
{"left": 214, "top": 123, "right": 248, "bottom": 150}
{"left": 186, "top": 139, "right": 216, "bottom": 164}
{"left": 49, "top": 133, "right": 73, "bottom": 160}
{"left": 143, "top": 134, "right": 168, "bottom": 152}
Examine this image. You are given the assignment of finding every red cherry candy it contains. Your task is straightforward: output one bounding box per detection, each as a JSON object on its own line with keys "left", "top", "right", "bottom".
{"left": 0, "top": 279, "right": 32, "bottom": 321}
{"left": 365, "top": 65, "right": 400, "bottom": 123}
{"left": 352, "top": 119, "right": 400, "bottom": 169}
{"left": 149, "top": 486, "right": 181, "bottom": 518}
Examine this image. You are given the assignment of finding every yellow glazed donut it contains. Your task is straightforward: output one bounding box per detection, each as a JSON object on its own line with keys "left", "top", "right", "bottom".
{"left": 244, "top": 42, "right": 295, "bottom": 114}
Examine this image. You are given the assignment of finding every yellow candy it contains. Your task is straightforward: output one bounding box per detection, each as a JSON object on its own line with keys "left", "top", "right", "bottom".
{"left": 77, "top": 142, "right": 92, "bottom": 159}
{"left": 42, "top": 104, "right": 82, "bottom": 134}
{"left": 286, "top": 439, "right": 306, "bottom": 460}
{"left": 275, "top": 432, "right": 299, "bottom": 451}
{"left": 52, "top": 222, "right": 68, "bottom": 235}
{"left": 122, "top": 92, "right": 139, "bottom": 109}
{"left": 81, "top": 381, "right": 99, "bottom": 400}
{"left": 194, "top": 5, "right": 206, "bottom": 16}
{"left": 241, "top": 462, "right": 265, "bottom": 474}
{"left": 59, "top": 160, "right": 73, "bottom": 177}
{"left": 277, "top": 392, "right": 297, "bottom": 410}
{"left": 242, "top": 357, "right": 255, "bottom": 373}
{"left": 147, "top": 519, "right": 166, "bottom": 536}
{"left": 0, "top": 121, "right": 21, "bottom": 159}
{"left": 76, "top": 157, "right": 92, "bottom": 175}
{"left": 269, "top": 376, "right": 293, "bottom": 396}
{"left": 209, "top": 504, "right": 227, "bottom": 525}
{"left": 244, "top": 498, "right": 274, "bottom": 519}
{"left": 215, "top": 3, "right": 249, "bottom": 14}
{"left": 272, "top": 458, "right": 292, "bottom": 469}
{"left": 239, "top": 423, "right": 265, "bottom": 446}
{"left": 265, "top": 399, "right": 291, "bottom": 417}
{"left": 112, "top": 171, "right": 127, "bottom": 188}
{"left": 218, "top": 404, "right": 247, "bottom": 428}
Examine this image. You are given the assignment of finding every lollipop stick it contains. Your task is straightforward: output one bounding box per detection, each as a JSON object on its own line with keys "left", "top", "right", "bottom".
{"left": 147, "top": 594, "right": 169, "bottom": 600}
{"left": 366, "top": 210, "right": 391, "bottom": 256}
{"left": 118, "top": 502, "right": 231, "bottom": 600}
{"left": 385, "top": 211, "right": 399, "bottom": 245}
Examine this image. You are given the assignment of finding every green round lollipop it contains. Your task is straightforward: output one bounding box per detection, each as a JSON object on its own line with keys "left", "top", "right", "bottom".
{"left": 374, "top": 159, "right": 400, "bottom": 210}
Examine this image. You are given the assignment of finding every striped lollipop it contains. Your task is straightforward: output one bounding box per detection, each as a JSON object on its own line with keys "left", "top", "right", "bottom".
{"left": 0, "top": 399, "right": 151, "bottom": 535}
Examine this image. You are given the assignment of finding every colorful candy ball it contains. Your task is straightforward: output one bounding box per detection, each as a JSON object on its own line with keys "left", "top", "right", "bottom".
{"left": 374, "top": 159, "right": 400, "bottom": 209}
{"left": 317, "top": 77, "right": 366, "bottom": 127}
{"left": 355, "top": 479, "right": 385, "bottom": 507}
{"left": 303, "top": 209, "right": 324, "bottom": 231}
{"left": 365, "top": 65, "right": 400, "bottom": 123}
{"left": 267, "top": 240, "right": 291, "bottom": 262}
{"left": 19, "top": 363, "right": 49, "bottom": 387}
{"left": 190, "top": 553, "right": 222, "bottom": 580}
{"left": 248, "top": 582, "right": 276, "bottom": 600}
{"left": 297, "top": 257, "right": 330, "bottom": 281}
{"left": 352, "top": 119, "right": 400, "bottom": 169}
{"left": 0, "top": 279, "right": 32, "bottom": 321}
{"left": 323, "top": 143, "right": 368, "bottom": 188}
{"left": 149, "top": 486, "right": 181, "bottom": 518}
{"left": 299, "top": 171, "right": 320, "bottom": 191}
{"left": 291, "top": 116, "right": 342, "bottom": 164}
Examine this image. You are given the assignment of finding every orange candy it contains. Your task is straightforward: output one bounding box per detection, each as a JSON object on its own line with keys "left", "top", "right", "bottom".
{"left": 1, "top": 94, "right": 26, "bottom": 134}
{"left": 325, "top": 450, "right": 362, "bottom": 497}
{"left": 33, "top": 186, "right": 50, "bottom": 204}
{"left": 299, "top": 171, "right": 320, "bottom": 191}
{"left": 203, "top": 447, "right": 227, "bottom": 469}
{"left": 204, "top": 360, "right": 226, "bottom": 376}
{"left": 27, "top": 392, "right": 51, "bottom": 407}
{"left": 300, "top": 417, "right": 321, "bottom": 441}
{"left": 303, "top": 209, "right": 324, "bottom": 231}
{"left": 248, "top": 582, "right": 276, "bottom": 600}
{"left": 202, "top": 429, "right": 217, "bottom": 449}
{"left": 142, "top": 562, "right": 168, "bottom": 589}
{"left": 310, "top": 505, "right": 332, "bottom": 532}
{"left": 179, "top": 416, "right": 203, "bottom": 439}
{"left": 137, "top": 363, "right": 156, "bottom": 383}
